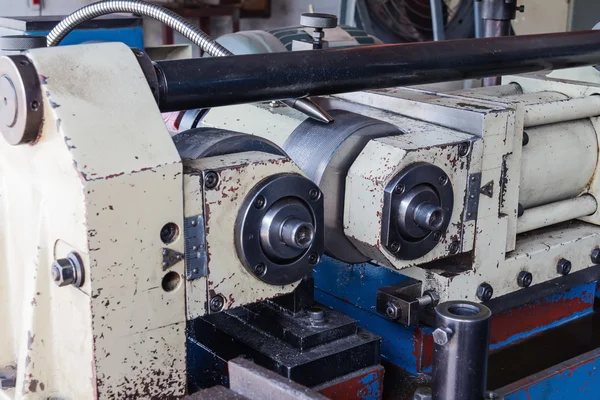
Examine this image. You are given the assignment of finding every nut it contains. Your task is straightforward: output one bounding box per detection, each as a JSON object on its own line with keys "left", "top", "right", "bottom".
{"left": 386, "top": 303, "right": 400, "bottom": 320}
{"left": 476, "top": 283, "right": 494, "bottom": 302}
{"left": 517, "top": 271, "right": 533, "bottom": 288}
{"left": 52, "top": 258, "right": 75, "bottom": 287}
{"left": 557, "top": 258, "right": 572, "bottom": 276}
{"left": 433, "top": 327, "right": 452, "bottom": 346}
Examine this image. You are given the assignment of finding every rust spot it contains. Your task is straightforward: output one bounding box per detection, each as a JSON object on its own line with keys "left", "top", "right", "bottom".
{"left": 28, "top": 379, "right": 38, "bottom": 392}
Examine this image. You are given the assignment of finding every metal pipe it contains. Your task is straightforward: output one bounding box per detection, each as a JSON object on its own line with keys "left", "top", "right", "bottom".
{"left": 430, "top": 0, "right": 446, "bottom": 41}
{"left": 432, "top": 301, "right": 491, "bottom": 400}
{"left": 154, "top": 30, "right": 600, "bottom": 112}
{"left": 474, "top": 0, "right": 484, "bottom": 38}
{"left": 517, "top": 195, "right": 597, "bottom": 234}
{"left": 520, "top": 119, "right": 598, "bottom": 208}
{"left": 524, "top": 96, "right": 600, "bottom": 127}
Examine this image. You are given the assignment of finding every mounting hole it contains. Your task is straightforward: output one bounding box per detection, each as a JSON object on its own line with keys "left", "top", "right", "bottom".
{"left": 30, "top": 100, "right": 39, "bottom": 111}
{"left": 161, "top": 271, "right": 181, "bottom": 292}
{"left": 19, "top": 60, "right": 29, "bottom": 66}
{"left": 447, "top": 303, "right": 480, "bottom": 317}
{"left": 160, "top": 222, "right": 179, "bottom": 244}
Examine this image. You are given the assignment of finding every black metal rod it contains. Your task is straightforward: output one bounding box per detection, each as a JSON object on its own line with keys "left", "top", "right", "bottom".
{"left": 155, "top": 30, "right": 600, "bottom": 112}
{"left": 432, "top": 301, "right": 492, "bottom": 400}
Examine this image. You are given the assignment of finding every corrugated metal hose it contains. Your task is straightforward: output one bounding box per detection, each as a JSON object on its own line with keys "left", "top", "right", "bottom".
{"left": 46, "top": 0, "right": 234, "bottom": 57}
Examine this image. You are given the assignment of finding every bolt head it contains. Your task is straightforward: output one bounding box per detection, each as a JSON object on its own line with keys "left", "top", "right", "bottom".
{"left": 517, "top": 271, "right": 533, "bottom": 288}
{"left": 204, "top": 171, "right": 219, "bottom": 189}
{"left": 254, "top": 195, "right": 266, "bottom": 209}
{"left": 394, "top": 183, "right": 405, "bottom": 195}
{"left": 386, "top": 303, "right": 400, "bottom": 319}
{"left": 433, "top": 231, "right": 442, "bottom": 242}
{"left": 309, "top": 188, "right": 321, "bottom": 201}
{"left": 389, "top": 242, "right": 401, "bottom": 253}
{"left": 476, "top": 283, "right": 494, "bottom": 302}
{"left": 438, "top": 175, "right": 449, "bottom": 186}
{"left": 591, "top": 249, "right": 600, "bottom": 264}
{"left": 52, "top": 258, "right": 75, "bottom": 287}
{"left": 253, "top": 263, "right": 266, "bottom": 276}
{"left": 458, "top": 142, "right": 470, "bottom": 157}
{"left": 308, "top": 252, "right": 320, "bottom": 265}
{"left": 433, "top": 328, "right": 451, "bottom": 346}
{"left": 413, "top": 387, "right": 432, "bottom": 400}
{"left": 557, "top": 258, "right": 572, "bottom": 275}
{"left": 449, "top": 241, "right": 460, "bottom": 254}
{"left": 210, "top": 295, "right": 225, "bottom": 312}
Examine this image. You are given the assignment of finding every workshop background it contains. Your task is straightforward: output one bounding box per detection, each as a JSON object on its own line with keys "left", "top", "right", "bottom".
{"left": 1, "top": 0, "right": 597, "bottom": 49}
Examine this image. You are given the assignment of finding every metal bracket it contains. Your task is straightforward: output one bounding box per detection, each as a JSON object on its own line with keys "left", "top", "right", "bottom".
{"left": 480, "top": 180, "right": 494, "bottom": 198}
{"left": 376, "top": 278, "right": 423, "bottom": 327}
{"left": 184, "top": 215, "right": 208, "bottom": 280}
{"left": 466, "top": 173, "right": 482, "bottom": 221}
{"left": 162, "top": 248, "right": 183, "bottom": 271}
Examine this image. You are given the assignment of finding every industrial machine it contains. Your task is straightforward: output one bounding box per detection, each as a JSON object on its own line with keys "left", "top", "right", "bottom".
{"left": 2, "top": 1, "right": 600, "bottom": 399}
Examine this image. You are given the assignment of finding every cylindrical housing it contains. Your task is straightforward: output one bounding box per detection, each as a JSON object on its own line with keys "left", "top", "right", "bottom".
{"left": 517, "top": 195, "right": 597, "bottom": 234}
{"left": 520, "top": 119, "right": 598, "bottom": 208}
{"left": 433, "top": 301, "right": 492, "bottom": 400}
{"left": 524, "top": 96, "right": 600, "bottom": 127}
{"left": 154, "top": 30, "right": 600, "bottom": 112}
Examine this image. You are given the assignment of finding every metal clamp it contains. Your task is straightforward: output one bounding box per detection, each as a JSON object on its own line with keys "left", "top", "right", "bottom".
{"left": 184, "top": 215, "right": 208, "bottom": 280}
{"left": 376, "top": 278, "right": 439, "bottom": 326}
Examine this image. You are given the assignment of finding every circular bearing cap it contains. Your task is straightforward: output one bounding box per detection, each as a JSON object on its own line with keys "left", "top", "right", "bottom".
{"left": 236, "top": 174, "right": 324, "bottom": 286}
{"left": 0, "top": 55, "right": 43, "bottom": 145}
{"left": 300, "top": 13, "right": 338, "bottom": 29}
{"left": 382, "top": 163, "right": 454, "bottom": 260}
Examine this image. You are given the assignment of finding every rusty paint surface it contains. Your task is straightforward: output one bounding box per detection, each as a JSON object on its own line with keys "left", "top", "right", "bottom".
{"left": 316, "top": 365, "right": 384, "bottom": 400}
{"left": 413, "top": 328, "right": 434, "bottom": 372}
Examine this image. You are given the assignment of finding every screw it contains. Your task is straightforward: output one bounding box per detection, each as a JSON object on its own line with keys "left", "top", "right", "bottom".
{"left": 518, "top": 203, "right": 524, "bottom": 217}
{"left": 591, "top": 248, "right": 600, "bottom": 264}
{"left": 522, "top": 131, "right": 530, "bottom": 146}
{"left": 192, "top": 246, "right": 199, "bottom": 251}
{"left": 269, "top": 100, "right": 280, "bottom": 108}
{"left": 449, "top": 241, "right": 460, "bottom": 254}
{"left": 308, "top": 253, "right": 320, "bottom": 265}
{"left": 254, "top": 195, "right": 266, "bottom": 209}
{"left": 433, "top": 327, "right": 453, "bottom": 345}
{"left": 30, "top": 100, "right": 39, "bottom": 111}
{"left": 386, "top": 303, "right": 400, "bottom": 319}
{"left": 433, "top": 231, "right": 442, "bottom": 242}
{"left": 162, "top": 249, "right": 169, "bottom": 256}
{"left": 476, "top": 283, "right": 494, "bottom": 302}
{"left": 209, "top": 295, "right": 225, "bottom": 312}
{"left": 204, "top": 171, "right": 219, "bottom": 189}
{"left": 309, "top": 188, "right": 321, "bottom": 201}
{"left": 517, "top": 5, "right": 525, "bottom": 12}
{"left": 458, "top": 142, "right": 470, "bottom": 157}
{"left": 438, "top": 175, "right": 449, "bottom": 186}
{"left": 389, "top": 242, "right": 401, "bottom": 253}
{"left": 557, "top": 258, "right": 572, "bottom": 275}
{"left": 517, "top": 271, "right": 533, "bottom": 288}
{"left": 253, "top": 263, "right": 266, "bottom": 276}
{"left": 162, "top": 261, "right": 169, "bottom": 268}
{"left": 394, "top": 183, "right": 405, "bottom": 195}
{"left": 192, "top": 268, "right": 199, "bottom": 274}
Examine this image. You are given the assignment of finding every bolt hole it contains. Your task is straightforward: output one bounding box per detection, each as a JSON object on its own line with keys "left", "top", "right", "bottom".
{"left": 447, "top": 303, "right": 480, "bottom": 316}
{"left": 19, "top": 60, "right": 29, "bottom": 66}
{"left": 30, "top": 100, "right": 39, "bottom": 111}
{"left": 160, "top": 222, "right": 179, "bottom": 244}
{"left": 3, "top": 97, "right": 7, "bottom": 106}
{"left": 161, "top": 271, "right": 181, "bottom": 292}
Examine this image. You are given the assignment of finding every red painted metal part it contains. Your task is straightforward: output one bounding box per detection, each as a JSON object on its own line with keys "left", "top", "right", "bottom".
{"left": 412, "top": 287, "right": 594, "bottom": 373}
{"left": 316, "top": 365, "right": 385, "bottom": 400}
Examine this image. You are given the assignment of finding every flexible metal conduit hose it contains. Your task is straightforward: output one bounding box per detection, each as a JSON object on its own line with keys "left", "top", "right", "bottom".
{"left": 46, "top": 0, "right": 233, "bottom": 57}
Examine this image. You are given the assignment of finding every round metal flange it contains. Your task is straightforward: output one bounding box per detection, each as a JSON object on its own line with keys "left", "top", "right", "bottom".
{"left": 300, "top": 13, "right": 338, "bottom": 29}
{"left": 0, "top": 55, "right": 43, "bottom": 145}
{"left": 0, "top": 35, "right": 46, "bottom": 52}
{"left": 382, "top": 163, "right": 454, "bottom": 260}
{"left": 236, "top": 174, "right": 324, "bottom": 286}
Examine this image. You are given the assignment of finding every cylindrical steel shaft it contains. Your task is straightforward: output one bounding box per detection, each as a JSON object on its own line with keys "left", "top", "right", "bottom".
{"left": 154, "top": 30, "right": 600, "bottom": 112}
{"left": 432, "top": 301, "right": 491, "bottom": 400}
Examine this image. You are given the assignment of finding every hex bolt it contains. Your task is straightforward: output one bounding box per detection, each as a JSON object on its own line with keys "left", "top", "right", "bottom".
{"left": 449, "top": 241, "right": 460, "bottom": 255}
{"left": 591, "top": 248, "right": 600, "bottom": 264}
{"left": 386, "top": 303, "right": 400, "bottom": 320}
{"left": 433, "top": 327, "right": 453, "bottom": 346}
{"left": 209, "top": 294, "right": 225, "bottom": 312}
{"left": 517, "top": 271, "right": 533, "bottom": 288}
{"left": 458, "top": 142, "right": 470, "bottom": 157}
{"left": 51, "top": 252, "right": 84, "bottom": 288}
{"left": 557, "top": 258, "right": 572, "bottom": 275}
{"left": 204, "top": 171, "right": 219, "bottom": 189}
{"left": 476, "top": 283, "right": 494, "bottom": 302}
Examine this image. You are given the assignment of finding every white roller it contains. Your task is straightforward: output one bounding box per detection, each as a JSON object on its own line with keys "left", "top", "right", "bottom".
{"left": 524, "top": 96, "right": 600, "bottom": 127}
{"left": 517, "top": 195, "right": 597, "bottom": 234}
{"left": 520, "top": 119, "right": 598, "bottom": 208}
